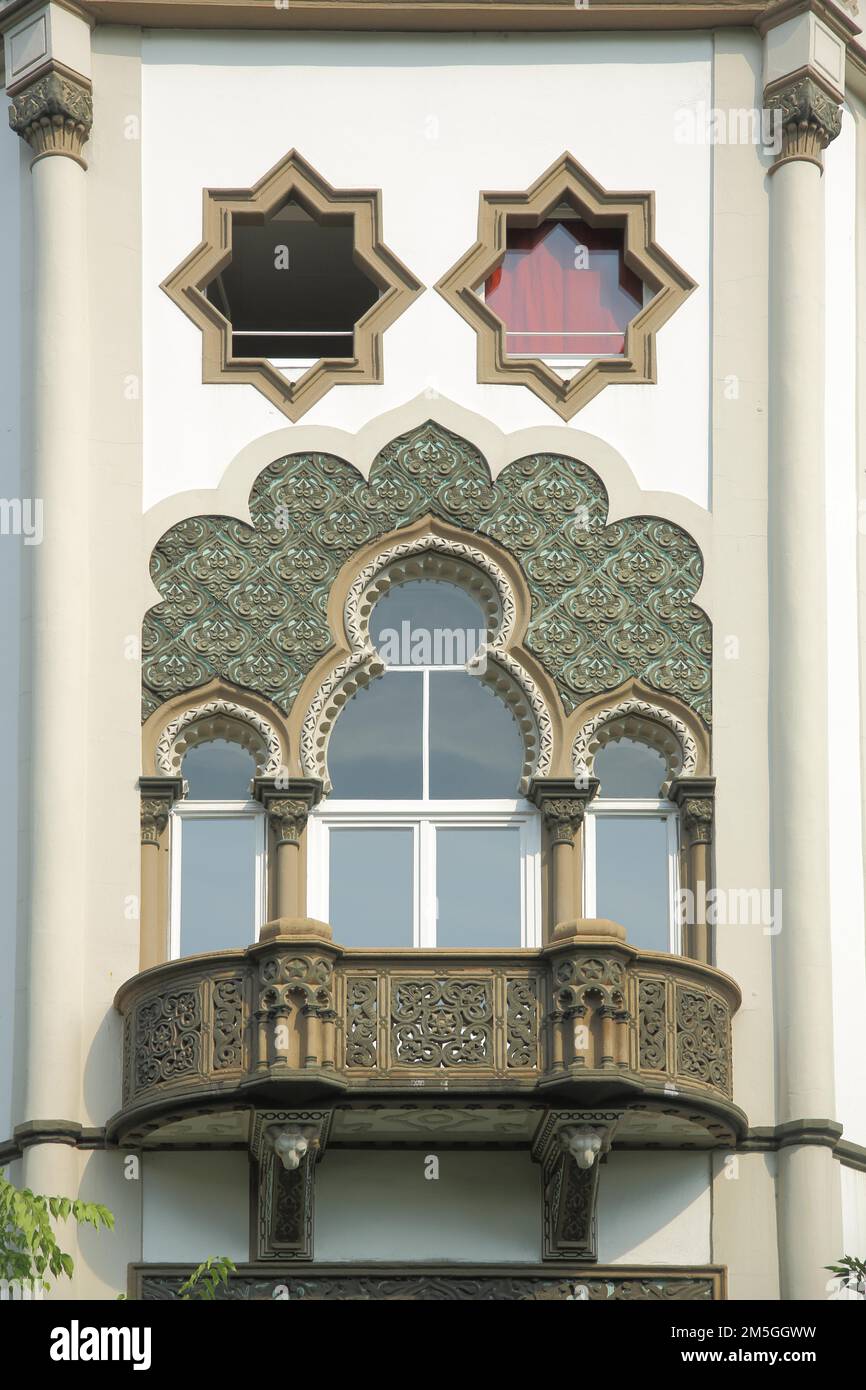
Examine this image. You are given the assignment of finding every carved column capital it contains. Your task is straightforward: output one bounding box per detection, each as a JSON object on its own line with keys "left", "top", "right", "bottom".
{"left": 669, "top": 776, "right": 715, "bottom": 847}
{"left": 255, "top": 775, "right": 323, "bottom": 845}
{"left": 138, "top": 776, "right": 183, "bottom": 846}
{"left": 266, "top": 799, "right": 310, "bottom": 845}
{"left": 764, "top": 75, "right": 842, "bottom": 172}
{"left": 682, "top": 798, "right": 714, "bottom": 845}
{"left": 529, "top": 778, "right": 599, "bottom": 846}
{"left": 8, "top": 69, "right": 93, "bottom": 168}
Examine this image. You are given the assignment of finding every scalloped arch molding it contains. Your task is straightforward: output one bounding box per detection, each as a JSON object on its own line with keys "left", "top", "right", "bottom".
{"left": 142, "top": 422, "right": 711, "bottom": 726}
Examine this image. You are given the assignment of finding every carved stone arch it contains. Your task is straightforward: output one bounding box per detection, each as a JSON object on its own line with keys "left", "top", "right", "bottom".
{"left": 299, "top": 529, "right": 555, "bottom": 794}
{"left": 571, "top": 693, "right": 700, "bottom": 794}
{"left": 150, "top": 693, "right": 288, "bottom": 780}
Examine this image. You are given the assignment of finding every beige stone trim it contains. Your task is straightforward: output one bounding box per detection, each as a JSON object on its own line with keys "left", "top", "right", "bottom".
{"left": 47, "top": 0, "right": 845, "bottom": 37}
{"left": 435, "top": 152, "right": 696, "bottom": 420}
{"left": 160, "top": 148, "right": 423, "bottom": 422}
{"left": 7, "top": 63, "right": 93, "bottom": 167}
{"left": 571, "top": 691, "right": 702, "bottom": 791}
{"left": 142, "top": 678, "right": 292, "bottom": 779}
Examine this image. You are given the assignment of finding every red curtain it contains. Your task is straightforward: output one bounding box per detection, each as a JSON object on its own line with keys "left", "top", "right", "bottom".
{"left": 486, "top": 221, "right": 642, "bottom": 357}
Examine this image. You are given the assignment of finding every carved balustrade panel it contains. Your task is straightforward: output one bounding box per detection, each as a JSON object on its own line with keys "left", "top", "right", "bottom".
{"left": 135, "top": 1266, "right": 723, "bottom": 1301}
{"left": 114, "top": 948, "right": 738, "bottom": 1128}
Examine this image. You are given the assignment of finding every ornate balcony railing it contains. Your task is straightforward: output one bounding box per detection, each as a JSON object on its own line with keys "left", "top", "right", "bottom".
{"left": 110, "top": 921, "right": 743, "bottom": 1143}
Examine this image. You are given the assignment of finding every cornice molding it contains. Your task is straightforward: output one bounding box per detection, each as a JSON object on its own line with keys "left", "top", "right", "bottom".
{"left": 7, "top": 64, "right": 92, "bottom": 167}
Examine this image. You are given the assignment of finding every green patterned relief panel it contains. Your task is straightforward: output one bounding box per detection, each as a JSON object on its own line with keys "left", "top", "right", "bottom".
{"left": 142, "top": 423, "right": 711, "bottom": 724}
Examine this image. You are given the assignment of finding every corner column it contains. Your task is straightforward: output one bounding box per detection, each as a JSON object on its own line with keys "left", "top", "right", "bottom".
{"left": 670, "top": 776, "right": 715, "bottom": 963}
{"left": 138, "top": 777, "right": 183, "bottom": 970}
{"left": 762, "top": 6, "right": 848, "bottom": 1299}
{"left": 3, "top": 5, "right": 93, "bottom": 1208}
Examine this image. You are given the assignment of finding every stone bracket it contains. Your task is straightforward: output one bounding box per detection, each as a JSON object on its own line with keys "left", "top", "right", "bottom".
{"left": 532, "top": 1109, "right": 621, "bottom": 1262}
{"left": 250, "top": 1109, "right": 333, "bottom": 1262}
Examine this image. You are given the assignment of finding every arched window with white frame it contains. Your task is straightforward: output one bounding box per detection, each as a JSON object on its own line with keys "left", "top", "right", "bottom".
{"left": 307, "top": 579, "right": 541, "bottom": 948}
{"left": 583, "top": 736, "right": 680, "bottom": 953}
{"left": 170, "top": 738, "right": 267, "bottom": 957}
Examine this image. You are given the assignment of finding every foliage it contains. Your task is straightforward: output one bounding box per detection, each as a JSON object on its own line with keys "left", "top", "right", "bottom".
{"left": 178, "top": 1256, "right": 237, "bottom": 1300}
{"left": 826, "top": 1254, "right": 866, "bottom": 1295}
{"left": 0, "top": 1168, "right": 114, "bottom": 1290}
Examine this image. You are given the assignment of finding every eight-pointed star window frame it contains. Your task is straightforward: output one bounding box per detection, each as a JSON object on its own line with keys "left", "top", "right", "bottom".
{"left": 435, "top": 153, "right": 696, "bottom": 420}
{"left": 161, "top": 149, "right": 423, "bottom": 422}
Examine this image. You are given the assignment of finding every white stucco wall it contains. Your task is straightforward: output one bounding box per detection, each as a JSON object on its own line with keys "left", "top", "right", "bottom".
{"left": 142, "top": 1151, "right": 250, "bottom": 1263}
{"left": 315, "top": 1150, "right": 540, "bottom": 1261}
{"left": 825, "top": 108, "right": 866, "bottom": 1149}
{"left": 140, "top": 31, "right": 712, "bottom": 511}
{"left": 0, "top": 111, "right": 24, "bottom": 1143}
{"left": 598, "top": 1151, "right": 712, "bottom": 1265}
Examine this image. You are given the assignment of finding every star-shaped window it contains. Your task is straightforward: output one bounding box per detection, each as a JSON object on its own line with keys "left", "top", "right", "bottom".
{"left": 437, "top": 153, "right": 695, "bottom": 420}
{"left": 162, "top": 150, "right": 422, "bottom": 421}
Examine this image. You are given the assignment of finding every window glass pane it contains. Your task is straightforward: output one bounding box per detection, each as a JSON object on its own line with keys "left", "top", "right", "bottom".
{"left": 328, "top": 672, "right": 423, "bottom": 799}
{"left": 594, "top": 738, "right": 667, "bottom": 798}
{"left": 429, "top": 671, "right": 523, "bottom": 799}
{"left": 183, "top": 740, "right": 256, "bottom": 800}
{"left": 485, "top": 219, "right": 643, "bottom": 357}
{"left": 370, "top": 581, "right": 488, "bottom": 667}
{"left": 595, "top": 815, "right": 670, "bottom": 952}
{"left": 179, "top": 815, "right": 258, "bottom": 955}
{"left": 329, "top": 827, "right": 414, "bottom": 946}
{"left": 436, "top": 826, "right": 522, "bottom": 947}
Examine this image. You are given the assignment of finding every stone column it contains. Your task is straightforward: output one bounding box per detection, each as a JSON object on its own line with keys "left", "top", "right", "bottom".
{"left": 254, "top": 777, "right": 322, "bottom": 931}
{"left": 4, "top": 6, "right": 93, "bottom": 1215}
{"left": 670, "top": 776, "right": 715, "bottom": 963}
{"left": 762, "top": 8, "right": 847, "bottom": 1298}
{"left": 529, "top": 778, "right": 598, "bottom": 931}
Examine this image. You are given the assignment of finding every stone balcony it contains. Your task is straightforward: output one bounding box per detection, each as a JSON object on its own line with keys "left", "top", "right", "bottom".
{"left": 108, "top": 918, "right": 744, "bottom": 1147}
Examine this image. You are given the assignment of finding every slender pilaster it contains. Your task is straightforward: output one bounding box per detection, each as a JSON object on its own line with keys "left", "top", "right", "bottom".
{"left": 670, "top": 776, "right": 715, "bottom": 963}
{"left": 529, "top": 778, "right": 598, "bottom": 931}
{"left": 4, "top": 6, "right": 93, "bottom": 1216}
{"left": 138, "top": 777, "right": 183, "bottom": 969}
{"left": 762, "top": 7, "right": 846, "bottom": 1298}
{"left": 254, "top": 776, "right": 322, "bottom": 928}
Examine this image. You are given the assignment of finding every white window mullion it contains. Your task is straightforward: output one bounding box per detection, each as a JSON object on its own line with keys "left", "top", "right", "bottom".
{"left": 667, "top": 813, "right": 680, "bottom": 954}
{"left": 169, "top": 812, "right": 182, "bottom": 959}
{"left": 418, "top": 819, "right": 435, "bottom": 947}
{"left": 583, "top": 810, "right": 597, "bottom": 918}
{"left": 421, "top": 668, "right": 430, "bottom": 802}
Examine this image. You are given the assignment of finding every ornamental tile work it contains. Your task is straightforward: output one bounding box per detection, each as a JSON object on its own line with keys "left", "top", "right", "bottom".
{"left": 143, "top": 422, "right": 711, "bottom": 723}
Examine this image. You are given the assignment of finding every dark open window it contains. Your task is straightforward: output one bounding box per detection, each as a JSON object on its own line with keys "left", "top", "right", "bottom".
{"left": 206, "top": 199, "right": 381, "bottom": 362}
{"left": 485, "top": 216, "right": 643, "bottom": 359}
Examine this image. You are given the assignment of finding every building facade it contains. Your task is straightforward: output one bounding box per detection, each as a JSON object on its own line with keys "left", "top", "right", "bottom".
{"left": 1, "top": 0, "right": 865, "bottom": 1302}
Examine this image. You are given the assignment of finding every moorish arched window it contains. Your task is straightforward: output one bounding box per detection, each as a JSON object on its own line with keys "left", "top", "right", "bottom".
{"left": 306, "top": 580, "right": 541, "bottom": 947}
{"left": 583, "top": 736, "right": 679, "bottom": 954}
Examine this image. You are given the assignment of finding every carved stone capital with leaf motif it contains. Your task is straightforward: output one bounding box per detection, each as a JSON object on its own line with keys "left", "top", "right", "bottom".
{"left": 682, "top": 798, "right": 714, "bottom": 846}
{"left": 530, "top": 778, "right": 600, "bottom": 847}
{"left": 267, "top": 800, "right": 310, "bottom": 846}
{"left": 139, "top": 776, "right": 183, "bottom": 846}
{"left": 140, "top": 799, "right": 169, "bottom": 847}
{"left": 764, "top": 76, "right": 842, "bottom": 172}
{"left": 8, "top": 69, "right": 93, "bottom": 167}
